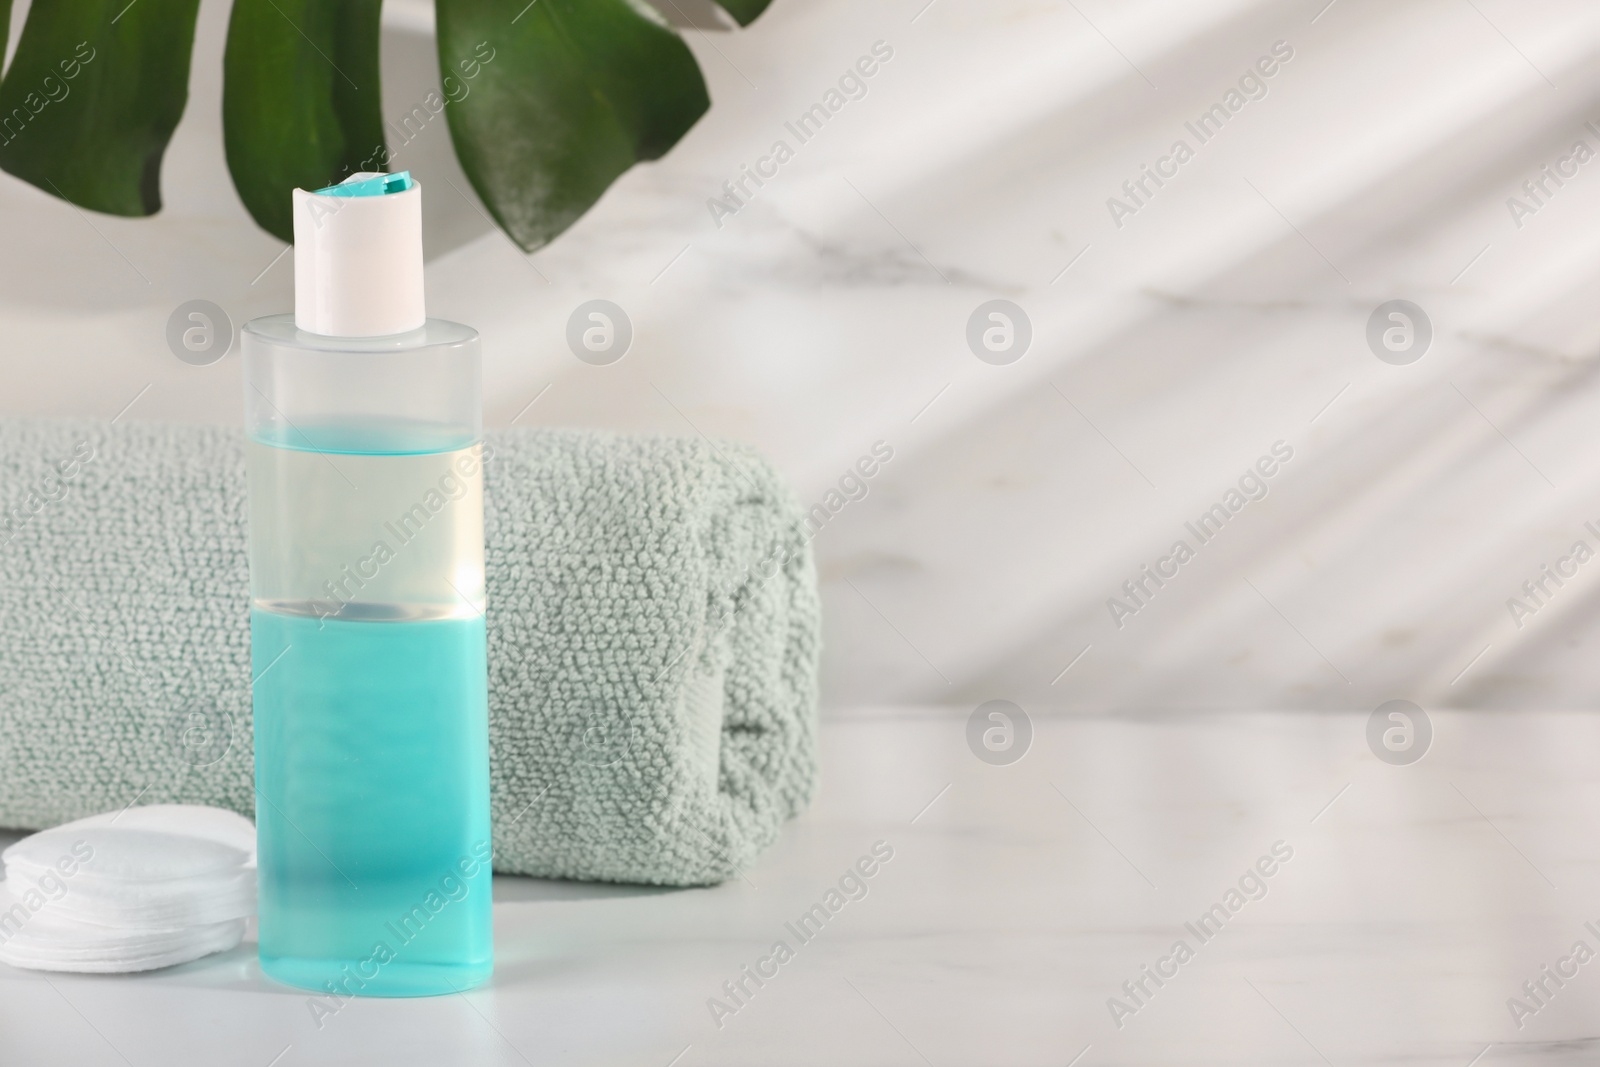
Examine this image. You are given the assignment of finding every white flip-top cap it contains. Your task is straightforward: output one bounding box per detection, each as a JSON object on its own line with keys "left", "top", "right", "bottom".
{"left": 292, "top": 172, "right": 425, "bottom": 337}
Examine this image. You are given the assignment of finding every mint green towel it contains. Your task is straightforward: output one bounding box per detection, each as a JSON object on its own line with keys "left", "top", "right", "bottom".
{"left": 0, "top": 419, "right": 819, "bottom": 886}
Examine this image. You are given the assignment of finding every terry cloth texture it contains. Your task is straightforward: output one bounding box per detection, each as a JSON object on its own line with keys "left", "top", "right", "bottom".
{"left": 0, "top": 419, "right": 820, "bottom": 886}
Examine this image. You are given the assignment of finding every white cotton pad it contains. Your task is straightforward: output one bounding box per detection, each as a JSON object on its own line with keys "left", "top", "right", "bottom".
{"left": 0, "top": 912, "right": 246, "bottom": 973}
{"left": 0, "top": 806, "right": 258, "bottom": 973}
{"left": 2, "top": 821, "right": 256, "bottom": 929}
{"left": 49, "top": 805, "right": 256, "bottom": 865}
{"left": 9, "top": 867, "right": 256, "bottom": 929}
{"left": 4, "top": 827, "right": 249, "bottom": 885}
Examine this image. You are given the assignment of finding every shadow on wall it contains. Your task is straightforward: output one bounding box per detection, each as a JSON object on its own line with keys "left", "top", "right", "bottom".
{"left": 812, "top": 4, "right": 1600, "bottom": 711}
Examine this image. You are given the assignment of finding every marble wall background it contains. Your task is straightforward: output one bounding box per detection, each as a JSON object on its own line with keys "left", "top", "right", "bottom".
{"left": 2, "top": 0, "right": 1598, "bottom": 711}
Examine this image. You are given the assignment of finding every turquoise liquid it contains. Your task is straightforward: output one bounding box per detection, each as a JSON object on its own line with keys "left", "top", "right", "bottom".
{"left": 252, "top": 610, "right": 493, "bottom": 996}
{"left": 248, "top": 438, "right": 493, "bottom": 996}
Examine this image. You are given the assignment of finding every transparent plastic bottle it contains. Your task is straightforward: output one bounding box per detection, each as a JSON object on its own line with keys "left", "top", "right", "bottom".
{"left": 243, "top": 173, "right": 492, "bottom": 996}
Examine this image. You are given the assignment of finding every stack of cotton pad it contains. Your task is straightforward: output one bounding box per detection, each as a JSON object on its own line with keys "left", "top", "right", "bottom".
{"left": 0, "top": 805, "right": 255, "bottom": 973}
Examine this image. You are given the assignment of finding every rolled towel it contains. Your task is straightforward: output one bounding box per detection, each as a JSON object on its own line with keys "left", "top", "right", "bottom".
{"left": 0, "top": 420, "right": 820, "bottom": 886}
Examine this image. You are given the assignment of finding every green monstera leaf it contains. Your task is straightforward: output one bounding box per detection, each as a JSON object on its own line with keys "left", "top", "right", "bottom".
{"left": 0, "top": 0, "right": 201, "bottom": 216}
{"left": 710, "top": 0, "right": 774, "bottom": 27}
{"left": 436, "top": 0, "right": 710, "bottom": 251}
{"left": 0, "top": 0, "right": 777, "bottom": 250}
{"left": 223, "top": 0, "right": 387, "bottom": 243}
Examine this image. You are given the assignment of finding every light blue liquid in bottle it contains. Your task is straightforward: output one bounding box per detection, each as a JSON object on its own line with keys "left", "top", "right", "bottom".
{"left": 247, "top": 434, "right": 493, "bottom": 996}
{"left": 251, "top": 608, "right": 491, "bottom": 995}
{"left": 243, "top": 172, "right": 492, "bottom": 996}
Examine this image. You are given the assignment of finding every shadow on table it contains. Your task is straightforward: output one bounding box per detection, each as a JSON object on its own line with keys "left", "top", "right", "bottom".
{"left": 491, "top": 874, "right": 683, "bottom": 903}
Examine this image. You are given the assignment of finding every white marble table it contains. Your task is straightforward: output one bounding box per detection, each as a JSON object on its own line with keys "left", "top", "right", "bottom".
{"left": 3, "top": 707, "right": 1596, "bottom": 1066}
